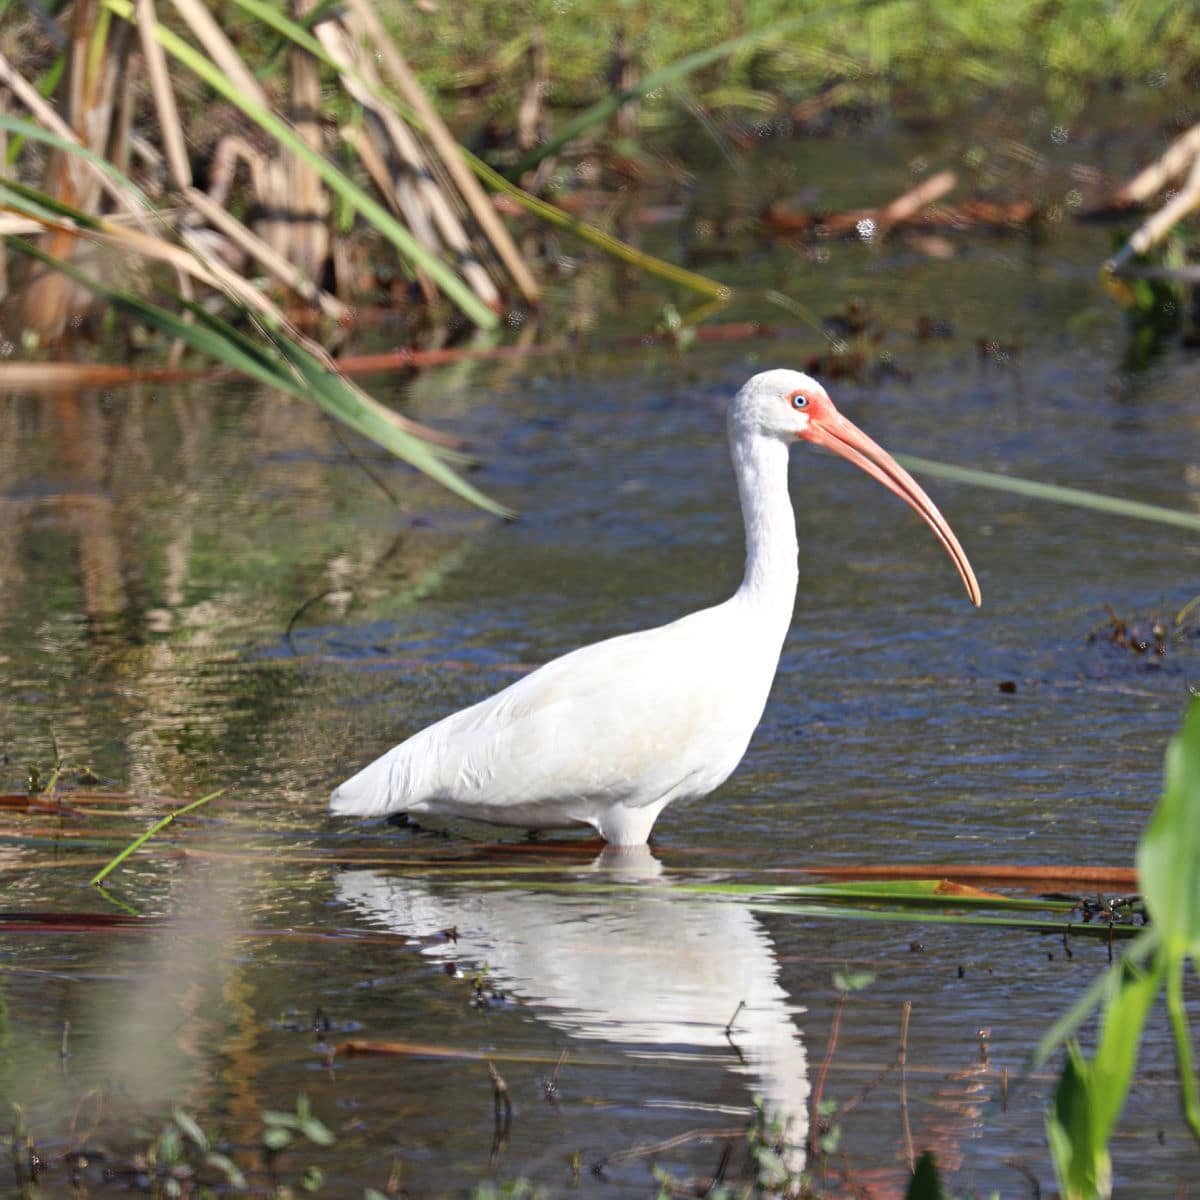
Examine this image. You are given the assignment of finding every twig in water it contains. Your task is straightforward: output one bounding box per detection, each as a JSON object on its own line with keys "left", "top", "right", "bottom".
{"left": 708, "top": 1140, "right": 733, "bottom": 1194}
{"left": 543, "top": 1048, "right": 567, "bottom": 1103}
{"left": 1002, "top": 1157, "right": 1043, "bottom": 1199}
{"left": 807, "top": 988, "right": 846, "bottom": 1163}
{"left": 592, "top": 1126, "right": 744, "bottom": 1172}
{"left": 898, "top": 1000, "right": 914, "bottom": 1172}
{"left": 724, "top": 999, "right": 746, "bottom": 1035}
{"left": 487, "top": 1061, "right": 512, "bottom": 1168}
{"left": 285, "top": 589, "right": 339, "bottom": 654}
{"left": 488, "top": 1060, "right": 512, "bottom": 1125}
{"left": 89, "top": 787, "right": 228, "bottom": 886}
{"left": 60, "top": 1021, "right": 70, "bottom": 1061}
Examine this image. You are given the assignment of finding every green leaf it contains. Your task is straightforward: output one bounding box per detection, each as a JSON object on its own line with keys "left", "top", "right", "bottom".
{"left": 301, "top": 1165, "right": 326, "bottom": 1192}
{"left": 1136, "top": 698, "right": 1200, "bottom": 953}
{"left": 262, "top": 1110, "right": 301, "bottom": 1129}
{"left": 172, "top": 1108, "right": 208, "bottom": 1153}
{"left": 204, "top": 1152, "right": 246, "bottom": 1188}
{"left": 262, "top": 1126, "right": 294, "bottom": 1151}
{"left": 300, "top": 1117, "right": 335, "bottom": 1147}
{"left": 1032, "top": 928, "right": 1159, "bottom": 1067}
{"left": 1046, "top": 1044, "right": 1112, "bottom": 1200}
{"left": 832, "top": 969, "right": 875, "bottom": 993}
{"left": 158, "top": 1123, "right": 182, "bottom": 1164}
{"left": 1089, "top": 957, "right": 1161, "bottom": 1139}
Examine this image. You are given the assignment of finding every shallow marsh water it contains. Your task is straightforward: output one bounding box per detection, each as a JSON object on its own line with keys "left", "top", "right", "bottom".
{"left": 2, "top": 125, "right": 1200, "bottom": 1196}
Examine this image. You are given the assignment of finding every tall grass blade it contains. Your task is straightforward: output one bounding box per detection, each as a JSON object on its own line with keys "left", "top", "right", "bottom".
{"left": 897, "top": 454, "right": 1200, "bottom": 532}
{"left": 465, "top": 149, "right": 729, "bottom": 299}
{"left": 0, "top": 110, "right": 154, "bottom": 214}
{"left": 90, "top": 787, "right": 228, "bottom": 885}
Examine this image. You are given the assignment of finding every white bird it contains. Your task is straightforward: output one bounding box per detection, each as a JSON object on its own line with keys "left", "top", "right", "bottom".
{"left": 331, "top": 369, "right": 981, "bottom": 844}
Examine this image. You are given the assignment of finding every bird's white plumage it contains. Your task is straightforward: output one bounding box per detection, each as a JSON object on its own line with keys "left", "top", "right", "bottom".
{"left": 330, "top": 369, "right": 979, "bottom": 843}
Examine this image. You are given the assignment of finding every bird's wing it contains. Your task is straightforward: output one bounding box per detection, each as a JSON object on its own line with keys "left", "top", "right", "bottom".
{"left": 332, "top": 601, "right": 767, "bottom": 818}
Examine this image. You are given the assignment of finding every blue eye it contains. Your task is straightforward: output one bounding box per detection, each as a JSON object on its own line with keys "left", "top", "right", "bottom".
{"left": 791, "top": 394, "right": 809, "bottom": 409}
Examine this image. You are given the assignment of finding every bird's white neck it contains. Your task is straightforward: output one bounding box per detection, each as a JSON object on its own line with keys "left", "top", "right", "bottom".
{"left": 731, "top": 430, "right": 799, "bottom": 613}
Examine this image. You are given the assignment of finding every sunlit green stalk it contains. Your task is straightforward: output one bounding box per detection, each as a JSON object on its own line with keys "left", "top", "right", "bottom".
{"left": 464, "top": 150, "right": 730, "bottom": 298}
{"left": 897, "top": 454, "right": 1200, "bottom": 532}
{"left": 1166, "top": 957, "right": 1200, "bottom": 1143}
{"left": 90, "top": 787, "right": 227, "bottom": 885}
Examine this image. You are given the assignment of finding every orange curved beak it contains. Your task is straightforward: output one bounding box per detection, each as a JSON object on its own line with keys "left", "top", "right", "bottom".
{"left": 803, "top": 412, "right": 982, "bottom": 607}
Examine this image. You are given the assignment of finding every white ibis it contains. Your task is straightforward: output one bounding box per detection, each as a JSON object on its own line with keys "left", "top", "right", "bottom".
{"left": 330, "top": 369, "right": 981, "bottom": 844}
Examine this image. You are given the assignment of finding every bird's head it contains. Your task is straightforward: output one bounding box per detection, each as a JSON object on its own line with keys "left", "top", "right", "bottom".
{"left": 730, "top": 369, "right": 982, "bottom": 606}
{"left": 728, "top": 368, "right": 834, "bottom": 441}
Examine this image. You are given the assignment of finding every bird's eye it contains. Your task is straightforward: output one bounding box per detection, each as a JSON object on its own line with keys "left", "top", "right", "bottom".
{"left": 790, "top": 393, "right": 809, "bottom": 409}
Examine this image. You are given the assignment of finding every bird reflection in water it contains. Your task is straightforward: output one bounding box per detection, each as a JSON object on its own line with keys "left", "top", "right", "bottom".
{"left": 336, "top": 844, "right": 809, "bottom": 1163}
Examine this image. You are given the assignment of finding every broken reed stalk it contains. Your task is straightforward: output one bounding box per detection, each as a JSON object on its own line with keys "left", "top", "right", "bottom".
{"left": 287, "top": 0, "right": 329, "bottom": 283}
{"left": 20, "top": 0, "right": 105, "bottom": 338}
{"left": 807, "top": 986, "right": 846, "bottom": 1163}
{"left": 1107, "top": 140, "right": 1200, "bottom": 274}
{"left": 594, "top": 1126, "right": 744, "bottom": 1170}
{"left": 0, "top": 89, "right": 8, "bottom": 300}
{"left": 102, "top": 0, "right": 500, "bottom": 328}
{"left": 898, "top": 1000, "right": 914, "bottom": 1172}
{"left": 0, "top": 49, "right": 143, "bottom": 222}
{"left": 89, "top": 786, "right": 228, "bottom": 885}
{"left": 185, "top": 186, "right": 347, "bottom": 319}
{"left": 134, "top": 0, "right": 189, "bottom": 190}
{"left": 487, "top": 1061, "right": 513, "bottom": 1125}
{"left": 1114, "top": 121, "right": 1200, "bottom": 206}
{"left": 830, "top": 1003, "right": 915, "bottom": 1127}
{"left": 341, "top": 0, "right": 539, "bottom": 305}
{"left": 319, "top": 14, "right": 499, "bottom": 310}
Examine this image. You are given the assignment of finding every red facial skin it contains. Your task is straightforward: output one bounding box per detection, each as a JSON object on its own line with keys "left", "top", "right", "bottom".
{"left": 787, "top": 385, "right": 981, "bottom": 607}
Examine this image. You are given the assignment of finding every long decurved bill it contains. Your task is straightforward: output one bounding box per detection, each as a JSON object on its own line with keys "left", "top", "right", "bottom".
{"left": 804, "top": 412, "right": 982, "bottom": 607}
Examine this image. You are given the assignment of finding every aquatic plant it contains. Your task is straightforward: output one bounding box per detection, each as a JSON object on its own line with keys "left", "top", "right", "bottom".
{"left": 1039, "top": 698, "right": 1200, "bottom": 1199}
